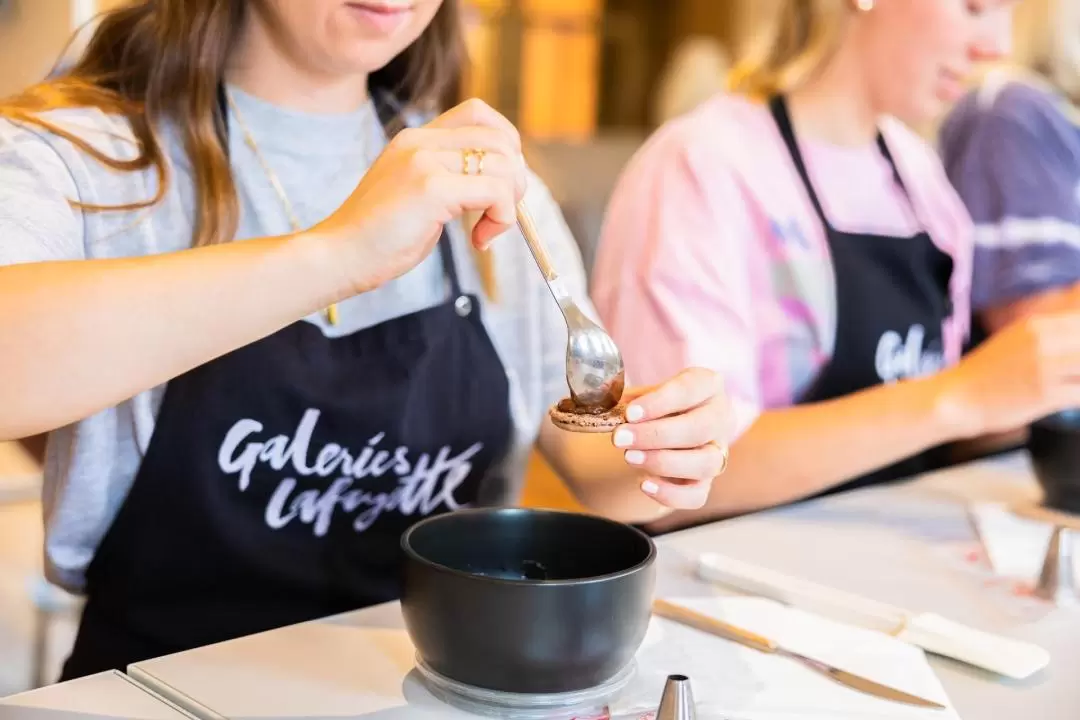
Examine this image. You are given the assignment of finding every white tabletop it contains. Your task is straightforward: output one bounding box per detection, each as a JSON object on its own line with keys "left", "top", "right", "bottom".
{"left": 128, "top": 603, "right": 456, "bottom": 720}
{"left": 0, "top": 671, "right": 194, "bottom": 720}
{"left": 658, "top": 452, "right": 1080, "bottom": 720}
{"left": 126, "top": 453, "right": 1080, "bottom": 720}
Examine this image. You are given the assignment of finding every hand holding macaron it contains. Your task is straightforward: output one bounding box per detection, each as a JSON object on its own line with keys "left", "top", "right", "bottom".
{"left": 615, "top": 367, "right": 731, "bottom": 508}
{"left": 550, "top": 367, "right": 731, "bottom": 509}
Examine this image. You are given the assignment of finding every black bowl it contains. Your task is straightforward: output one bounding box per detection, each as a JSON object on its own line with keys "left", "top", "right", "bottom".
{"left": 399, "top": 507, "right": 656, "bottom": 695}
{"left": 1028, "top": 409, "right": 1080, "bottom": 513}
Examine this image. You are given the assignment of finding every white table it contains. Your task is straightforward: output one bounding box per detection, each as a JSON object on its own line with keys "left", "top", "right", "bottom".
{"left": 126, "top": 454, "right": 1079, "bottom": 719}
{"left": 658, "top": 453, "right": 1080, "bottom": 720}
{"left": 0, "top": 671, "right": 195, "bottom": 720}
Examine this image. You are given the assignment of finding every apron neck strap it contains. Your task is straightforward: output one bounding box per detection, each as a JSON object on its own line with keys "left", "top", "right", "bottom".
{"left": 214, "top": 84, "right": 465, "bottom": 300}
{"left": 767, "top": 95, "right": 920, "bottom": 234}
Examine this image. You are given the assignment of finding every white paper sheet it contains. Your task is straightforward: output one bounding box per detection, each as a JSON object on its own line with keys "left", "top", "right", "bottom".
{"left": 607, "top": 597, "right": 958, "bottom": 720}
{"left": 969, "top": 502, "right": 1080, "bottom": 583}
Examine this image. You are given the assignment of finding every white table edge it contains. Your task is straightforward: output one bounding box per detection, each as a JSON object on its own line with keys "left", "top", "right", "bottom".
{"left": 126, "top": 668, "right": 225, "bottom": 720}
{"left": 1, "top": 671, "right": 202, "bottom": 720}
{"left": 124, "top": 602, "right": 402, "bottom": 719}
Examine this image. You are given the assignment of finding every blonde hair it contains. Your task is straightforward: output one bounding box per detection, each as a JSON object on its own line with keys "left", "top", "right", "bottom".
{"left": 1008, "top": 0, "right": 1080, "bottom": 104}
{"left": 653, "top": 36, "right": 730, "bottom": 124}
{"left": 728, "top": 0, "right": 850, "bottom": 98}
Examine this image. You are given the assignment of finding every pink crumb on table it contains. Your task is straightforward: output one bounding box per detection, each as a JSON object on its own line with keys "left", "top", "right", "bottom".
{"left": 1011, "top": 581, "right": 1036, "bottom": 598}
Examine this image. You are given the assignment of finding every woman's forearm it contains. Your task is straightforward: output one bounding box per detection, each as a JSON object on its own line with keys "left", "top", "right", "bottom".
{"left": 982, "top": 281, "right": 1080, "bottom": 332}
{"left": 648, "top": 372, "right": 970, "bottom": 532}
{"left": 0, "top": 231, "right": 346, "bottom": 439}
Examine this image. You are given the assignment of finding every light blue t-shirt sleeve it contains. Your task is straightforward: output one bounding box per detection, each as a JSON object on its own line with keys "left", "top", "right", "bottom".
{"left": 0, "top": 121, "right": 85, "bottom": 264}
{"left": 940, "top": 82, "right": 1080, "bottom": 311}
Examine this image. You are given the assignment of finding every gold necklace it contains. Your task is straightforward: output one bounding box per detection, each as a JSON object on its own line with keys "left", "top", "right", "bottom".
{"left": 224, "top": 90, "right": 339, "bottom": 326}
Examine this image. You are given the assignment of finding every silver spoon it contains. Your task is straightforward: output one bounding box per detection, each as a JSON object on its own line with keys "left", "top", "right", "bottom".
{"left": 516, "top": 201, "right": 626, "bottom": 411}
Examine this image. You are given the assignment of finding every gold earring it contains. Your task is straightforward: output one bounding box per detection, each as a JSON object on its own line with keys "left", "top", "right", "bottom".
{"left": 855, "top": 0, "right": 875, "bottom": 10}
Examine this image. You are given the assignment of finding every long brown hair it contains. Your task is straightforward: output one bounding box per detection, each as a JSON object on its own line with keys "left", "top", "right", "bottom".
{"left": 0, "top": 0, "right": 492, "bottom": 291}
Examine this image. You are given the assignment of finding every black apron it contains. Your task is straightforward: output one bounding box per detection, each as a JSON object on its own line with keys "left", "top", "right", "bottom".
{"left": 770, "top": 96, "right": 955, "bottom": 496}
{"left": 59, "top": 92, "right": 513, "bottom": 680}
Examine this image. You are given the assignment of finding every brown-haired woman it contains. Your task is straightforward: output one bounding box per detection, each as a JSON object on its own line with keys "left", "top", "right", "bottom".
{"left": 0, "top": 0, "right": 730, "bottom": 679}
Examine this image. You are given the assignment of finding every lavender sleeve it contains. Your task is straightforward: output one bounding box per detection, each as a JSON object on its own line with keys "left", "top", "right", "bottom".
{"left": 940, "top": 82, "right": 1080, "bottom": 311}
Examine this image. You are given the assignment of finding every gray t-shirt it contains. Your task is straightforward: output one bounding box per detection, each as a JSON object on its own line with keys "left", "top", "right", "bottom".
{"left": 0, "top": 86, "right": 590, "bottom": 592}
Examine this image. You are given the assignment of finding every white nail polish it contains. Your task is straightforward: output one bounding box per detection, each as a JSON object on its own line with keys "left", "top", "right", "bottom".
{"left": 625, "top": 450, "right": 645, "bottom": 465}
{"left": 626, "top": 405, "right": 645, "bottom": 422}
{"left": 613, "top": 428, "right": 634, "bottom": 447}
{"left": 641, "top": 480, "right": 659, "bottom": 496}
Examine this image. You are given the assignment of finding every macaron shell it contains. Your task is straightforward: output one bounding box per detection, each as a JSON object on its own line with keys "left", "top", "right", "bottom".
{"left": 548, "top": 399, "right": 627, "bottom": 433}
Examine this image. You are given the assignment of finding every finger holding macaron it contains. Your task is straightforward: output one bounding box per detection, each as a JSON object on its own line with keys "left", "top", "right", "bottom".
{"left": 613, "top": 368, "right": 731, "bottom": 509}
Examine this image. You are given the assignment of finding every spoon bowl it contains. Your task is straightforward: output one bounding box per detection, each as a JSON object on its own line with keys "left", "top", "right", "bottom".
{"left": 564, "top": 304, "right": 625, "bottom": 410}
{"left": 516, "top": 202, "right": 626, "bottom": 410}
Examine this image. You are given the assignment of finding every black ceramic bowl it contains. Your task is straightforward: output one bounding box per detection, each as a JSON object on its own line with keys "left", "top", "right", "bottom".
{"left": 1029, "top": 409, "right": 1080, "bottom": 513}
{"left": 400, "top": 507, "right": 656, "bottom": 696}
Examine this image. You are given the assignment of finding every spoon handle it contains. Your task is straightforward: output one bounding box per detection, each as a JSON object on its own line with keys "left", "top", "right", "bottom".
{"left": 516, "top": 201, "right": 559, "bottom": 282}
{"left": 516, "top": 201, "right": 578, "bottom": 322}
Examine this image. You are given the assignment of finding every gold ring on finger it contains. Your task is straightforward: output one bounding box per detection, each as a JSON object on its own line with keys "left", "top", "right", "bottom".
{"left": 717, "top": 443, "right": 730, "bottom": 475}
{"left": 461, "top": 148, "right": 486, "bottom": 176}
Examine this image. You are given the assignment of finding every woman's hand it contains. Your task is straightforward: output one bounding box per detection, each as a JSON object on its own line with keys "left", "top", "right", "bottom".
{"left": 612, "top": 368, "right": 732, "bottom": 508}
{"left": 938, "top": 310, "right": 1080, "bottom": 436}
{"left": 311, "top": 98, "right": 527, "bottom": 295}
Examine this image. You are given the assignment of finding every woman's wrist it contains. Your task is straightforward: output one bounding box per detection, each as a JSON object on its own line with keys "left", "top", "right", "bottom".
{"left": 582, "top": 482, "right": 673, "bottom": 526}
{"left": 291, "top": 226, "right": 375, "bottom": 305}
{"left": 918, "top": 367, "right": 986, "bottom": 442}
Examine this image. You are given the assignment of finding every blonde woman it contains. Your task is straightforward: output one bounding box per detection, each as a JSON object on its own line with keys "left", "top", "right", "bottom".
{"left": 940, "top": 0, "right": 1080, "bottom": 333}
{"left": 0, "top": 0, "right": 730, "bottom": 678}
{"left": 589, "top": 0, "right": 1080, "bottom": 532}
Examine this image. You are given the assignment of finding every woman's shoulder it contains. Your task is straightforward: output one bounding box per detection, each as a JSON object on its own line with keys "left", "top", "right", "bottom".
{"left": 0, "top": 105, "right": 191, "bottom": 265}
{"left": 640, "top": 92, "right": 781, "bottom": 170}
{"left": 941, "top": 72, "right": 1079, "bottom": 157}
{"left": 962, "top": 71, "right": 1067, "bottom": 124}
{"left": 0, "top": 106, "right": 148, "bottom": 204}
{"left": 0, "top": 106, "right": 140, "bottom": 161}
{"left": 0, "top": 108, "right": 132, "bottom": 265}
{"left": 609, "top": 91, "right": 785, "bottom": 223}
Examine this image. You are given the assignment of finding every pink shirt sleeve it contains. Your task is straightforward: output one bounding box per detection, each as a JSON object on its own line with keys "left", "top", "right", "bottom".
{"left": 592, "top": 128, "right": 765, "bottom": 437}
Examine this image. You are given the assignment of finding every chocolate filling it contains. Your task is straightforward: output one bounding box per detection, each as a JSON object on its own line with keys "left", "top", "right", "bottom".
{"left": 556, "top": 397, "right": 616, "bottom": 416}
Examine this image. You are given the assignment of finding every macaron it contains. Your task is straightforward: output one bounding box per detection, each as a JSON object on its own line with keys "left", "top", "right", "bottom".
{"left": 548, "top": 397, "right": 627, "bottom": 433}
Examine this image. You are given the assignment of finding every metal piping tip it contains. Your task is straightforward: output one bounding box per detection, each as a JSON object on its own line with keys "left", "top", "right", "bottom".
{"left": 656, "top": 674, "right": 696, "bottom": 720}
